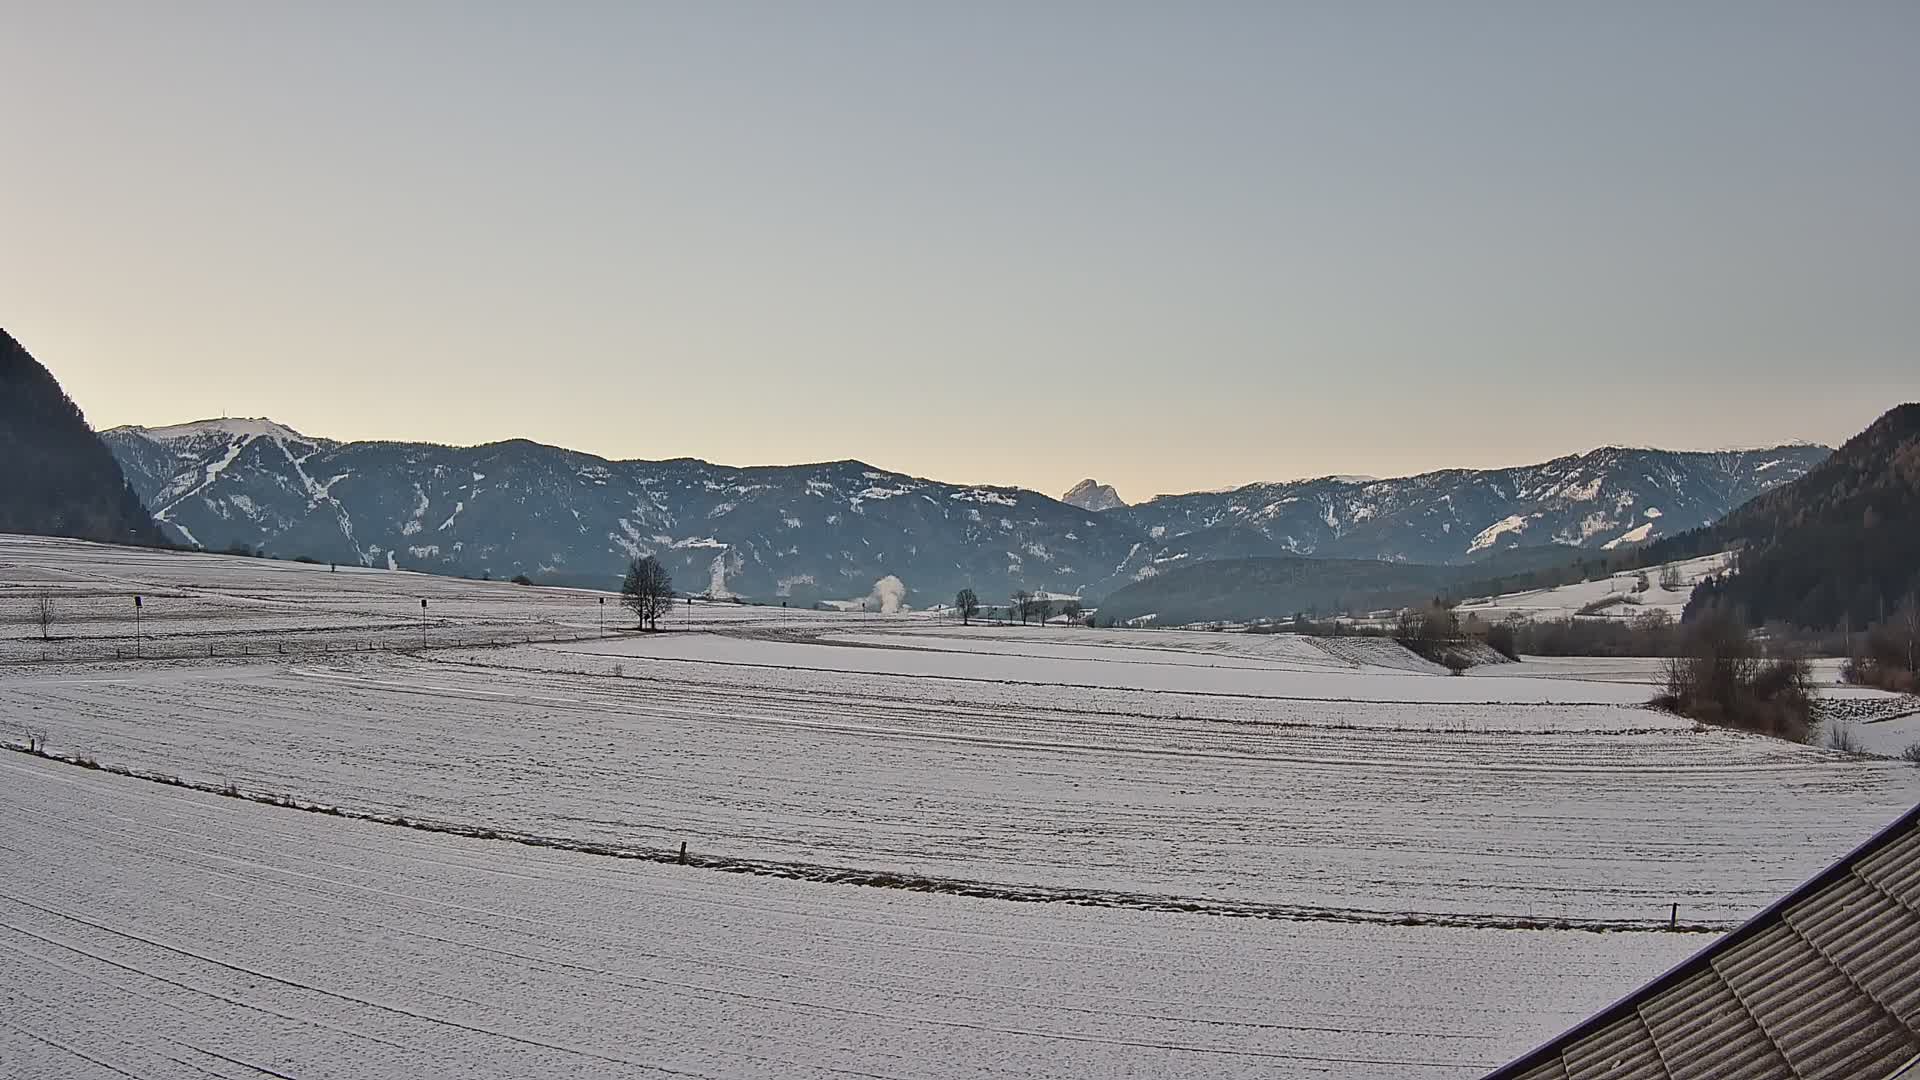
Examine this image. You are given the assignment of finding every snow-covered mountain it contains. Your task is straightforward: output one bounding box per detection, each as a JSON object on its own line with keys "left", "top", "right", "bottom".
{"left": 1061, "top": 479, "right": 1126, "bottom": 512}
{"left": 1111, "top": 446, "right": 1830, "bottom": 573}
{"left": 103, "top": 419, "right": 1142, "bottom": 602}
{"left": 102, "top": 419, "right": 1828, "bottom": 602}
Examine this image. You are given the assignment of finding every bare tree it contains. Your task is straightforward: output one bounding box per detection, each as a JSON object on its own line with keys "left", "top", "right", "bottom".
{"left": 1031, "top": 596, "right": 1053, "bottom": 626}
{"left": 955, "top": 588, "right": 980, "bottom": 626}
{"left": 1060, "top": 600, "right": 1084, "bottom": 624}
{"left": 1011, "top": 589, "right": 1033, "bottom": 626}
{"left": 621, "top": 556, "right": 676, "bottom": 631}
{"left": 34, "top": 594, "right": 53, "bottom": 641}
{"left": 1658, "top": 564, "right": 1683, "bottom": 591}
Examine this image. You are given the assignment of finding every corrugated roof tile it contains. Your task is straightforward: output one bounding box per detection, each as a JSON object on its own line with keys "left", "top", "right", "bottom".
{"left": 1485, "top": 809, "right": 1920, "bottom": 1080}
{"left": 1562, "top": 1012, "right": 1670, "bottom": 1079}
{"left": 1786, "top": 873, "right": 1920, "bottom": 1033}
{"left": 1638, "top": 969, "right": 1792, "bottom": 1080}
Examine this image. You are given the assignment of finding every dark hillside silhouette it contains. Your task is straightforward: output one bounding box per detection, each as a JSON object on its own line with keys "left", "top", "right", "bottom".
{"left": 1683, "top": 404, "right": 1920, "bottom": 629}
{"left": 0, "top": 330, "right": 165, "bottom": 546}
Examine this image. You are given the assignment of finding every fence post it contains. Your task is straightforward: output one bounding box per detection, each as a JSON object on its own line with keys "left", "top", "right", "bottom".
{"left": 678, "top": 841, "right": 688, "bottom": 865}
{"left": 1670, "top": 903, "right": 1678, "bottom": 929}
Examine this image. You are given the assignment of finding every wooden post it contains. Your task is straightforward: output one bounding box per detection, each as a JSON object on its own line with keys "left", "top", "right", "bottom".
{"left": 1670, "top": 903, "right": 1678, "bottom": 929}
{"left": 678, "top": 841, "right": 688, "bottom": 865}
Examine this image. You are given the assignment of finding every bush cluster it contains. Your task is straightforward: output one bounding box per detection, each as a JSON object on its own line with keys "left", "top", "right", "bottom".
{"left": 1653, "top": 607, "right": 1813, "bottom": 741}
{"left": 1840, "top": 605, "right": 1919, "bottom": 693}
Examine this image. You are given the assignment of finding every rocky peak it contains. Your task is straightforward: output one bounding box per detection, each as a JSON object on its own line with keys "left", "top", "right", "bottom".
{"left": 1062, "top": 478, "right": 1125, "bottom": 512}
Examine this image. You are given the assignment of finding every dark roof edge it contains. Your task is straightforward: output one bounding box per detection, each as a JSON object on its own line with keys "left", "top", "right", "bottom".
{"left": 1483, "top": 800, "right": 1920, "bottom": 1080}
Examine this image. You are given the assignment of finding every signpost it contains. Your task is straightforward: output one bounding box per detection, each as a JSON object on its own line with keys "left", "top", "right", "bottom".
{"left": 420, "top": 598, "right": 428, "bottom": 649}
{"left": 599, "top": 596, "right": 605, "bottom": 635}
{"left": 133, "top": 595, "right": 142, "bottom": 658}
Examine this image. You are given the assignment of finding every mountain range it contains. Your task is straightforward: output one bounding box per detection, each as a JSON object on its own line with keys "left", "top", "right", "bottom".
{"left": 100, "top": 415, "right": 1828, "bottom": 604}
{"left": 1109, "top": 445, "right": 1828, "bottom": 568}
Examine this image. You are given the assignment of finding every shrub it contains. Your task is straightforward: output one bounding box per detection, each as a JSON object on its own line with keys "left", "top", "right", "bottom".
{"left": 1839, "top": 598, "right": 1920, "bottom": 693}
{"left": 1509, "top": 611, "right": 1677, "bottom": 657}
{"left": 511, "top": 574, "right": 534, "bottom": 586}
{"left": 1823, "top": 720, "right": 1863, "bottom": 754}
{"left": 1439, "top": 651, "right": 1472, "bottom": 676}
{"left": 1394, "top": 602, "right": 1464, "bottom": 663}
{"left": 1485, "top": 620, "right": 1521, "bottom": 661}
{"left": 1655, "top": 607, "right": 1812, "bottom": 742}
{"left": 1841, "top": 655, "right": 1919, "bottom": 694}
{"left": 1901, "top": 742, "right": 1920, "bottom": 765}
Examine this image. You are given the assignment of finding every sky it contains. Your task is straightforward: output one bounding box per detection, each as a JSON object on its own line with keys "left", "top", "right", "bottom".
{"left": 4, "top": 3, "right": 1916, "bottom": 501}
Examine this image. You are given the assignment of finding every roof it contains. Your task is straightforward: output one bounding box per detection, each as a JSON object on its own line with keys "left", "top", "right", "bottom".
{"left": 1485, "top": 802, "right": 1920, "bottom": 1080}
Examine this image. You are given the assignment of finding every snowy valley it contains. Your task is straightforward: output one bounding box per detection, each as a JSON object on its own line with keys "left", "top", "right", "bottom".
{"left": 6, "top": 534, "right": 1918, "bottom": 1077}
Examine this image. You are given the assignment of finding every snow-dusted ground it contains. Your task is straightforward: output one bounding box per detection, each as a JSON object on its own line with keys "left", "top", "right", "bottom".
{"left": 1452, "top": 552, "right": 1733, "bottom": 624}
{"left": 1484, "top": 654, "right": 1897, "bottom": 695}
{"left": 11, "top": 632, "right": 1918, "bottom": 924}
{"left": 0, "top": 534, "right": 857, "bottom": 660}
{"left": 569, "top": 629, "right": 1650, "bottom": 704}
{"left": 0, "top": 754, "right": 1699, "bottom": 1080}
{"left": 5, "top": 536, "right": 1919, "bottom": 1076}
{"left": 1851, "top": 711, "right": 1920, "bottom": 758}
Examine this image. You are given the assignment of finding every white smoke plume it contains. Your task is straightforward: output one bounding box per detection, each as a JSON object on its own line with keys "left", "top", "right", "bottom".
{"left": 866, "top": 575, "right": 907, "bottom": 614}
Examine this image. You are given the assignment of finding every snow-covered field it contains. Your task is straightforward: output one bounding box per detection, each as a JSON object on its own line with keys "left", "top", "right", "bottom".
{"left": 4, "top": 535, "right": 1919, "bottom": 1077}
{"left": 0, "top": 534, "right": 847, "bottom": 661}
{"left": 0, "top": 753, "right": 1697, "bottom": 1080}
{"left": 564, "top": 628, "right": 1651, "bottom": 704}
{"left": 1452, "top": 552, "right": 1732, "bottom": 624}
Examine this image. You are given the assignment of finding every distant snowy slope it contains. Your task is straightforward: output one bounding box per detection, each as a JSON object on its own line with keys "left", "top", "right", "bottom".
{"left": 1452, "top": 552, "right": 1734, "bottom": 624}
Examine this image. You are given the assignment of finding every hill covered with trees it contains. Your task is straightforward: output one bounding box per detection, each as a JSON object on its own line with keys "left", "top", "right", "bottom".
{"left": 1684, "top": 403, "right": 1920, "bottom": 630}
{"left": 1093, "top": 556, "right": 1463, "bottom": 626}
{"left": 0, "top": 330, "right": 165, "bottom": 547}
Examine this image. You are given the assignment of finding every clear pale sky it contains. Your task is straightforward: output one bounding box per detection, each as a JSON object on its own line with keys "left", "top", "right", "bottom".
{"left": 4, "top": 3, "right": 1915, "bottom": 500}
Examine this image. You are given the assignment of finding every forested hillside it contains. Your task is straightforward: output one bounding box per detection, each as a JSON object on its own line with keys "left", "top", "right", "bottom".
{"left": 0, "top": 331, "right": 164, "bottom": 546}
{"left": 1685, "top": 403, "right": 1920, "bottom": 629}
